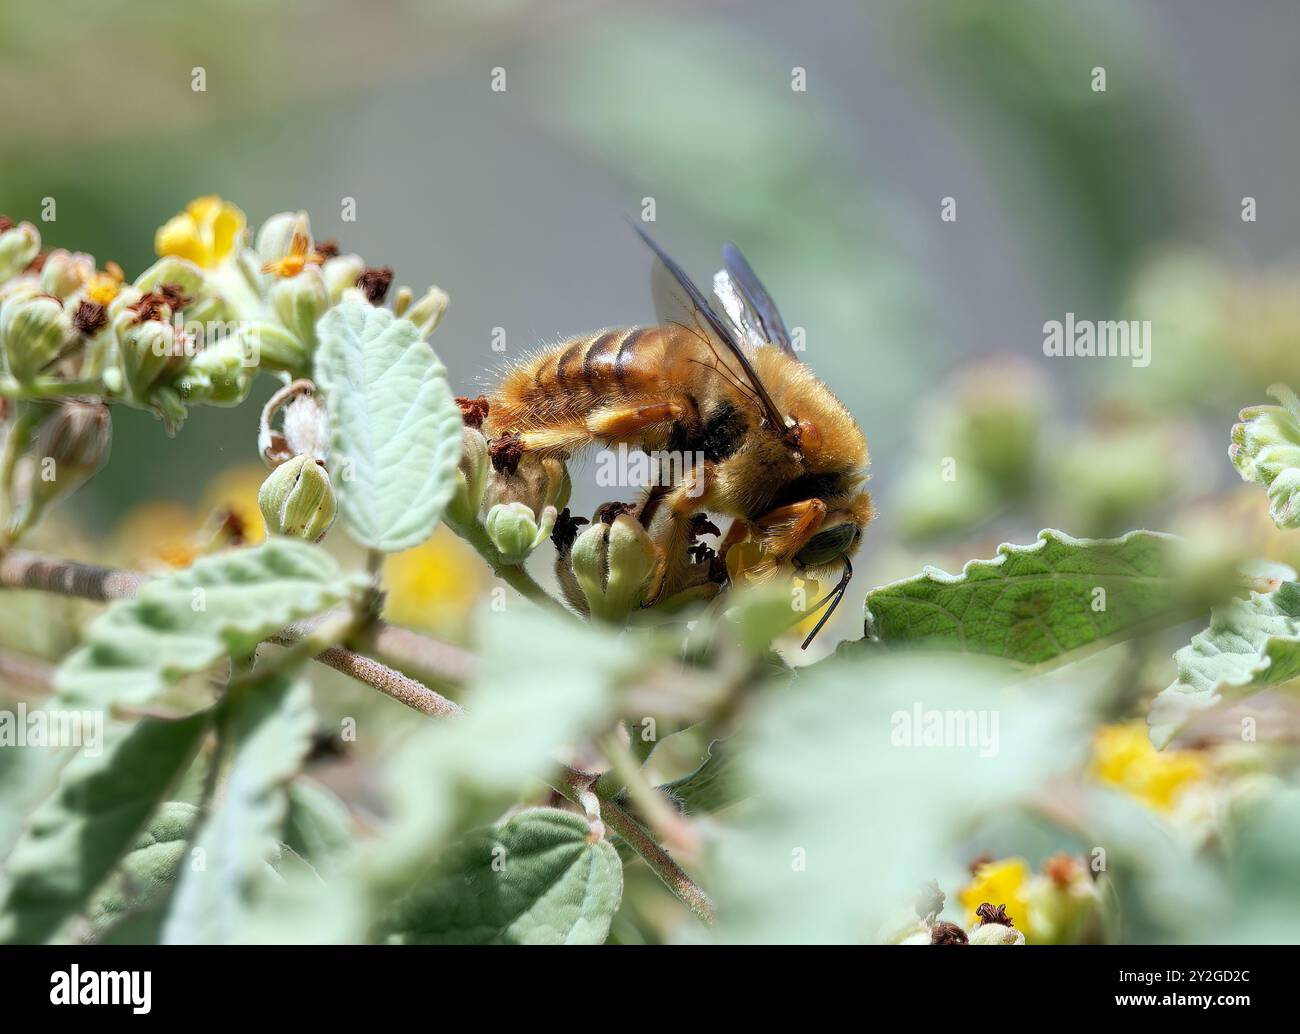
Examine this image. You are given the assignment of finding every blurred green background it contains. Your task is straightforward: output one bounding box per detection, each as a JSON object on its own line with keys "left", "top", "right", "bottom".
{"left": 4, "top": 0, "right": 1299, "bottom": 642}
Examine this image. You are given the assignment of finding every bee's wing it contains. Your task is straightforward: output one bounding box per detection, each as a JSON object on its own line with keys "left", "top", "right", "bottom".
{"left": 721, "top": 241, "right": 796, "bottom": 358}
{"left": 711, "top": 268, "right": 769, "bottom": 353}
{"left": 634, "top": 224, "right": 788, "bottom": 432}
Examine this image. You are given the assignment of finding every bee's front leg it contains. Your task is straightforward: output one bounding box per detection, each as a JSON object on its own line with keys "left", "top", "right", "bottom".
{"left": 751, "top": 498, "right": 828, "bottom": 569}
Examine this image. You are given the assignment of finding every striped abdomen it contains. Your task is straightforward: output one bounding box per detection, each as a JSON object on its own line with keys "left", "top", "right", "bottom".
{"left": 487, "top": 325, "right": 704, "bottom": 433}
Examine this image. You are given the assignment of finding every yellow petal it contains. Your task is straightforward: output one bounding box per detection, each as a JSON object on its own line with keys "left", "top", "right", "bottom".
{"left": 154, "top": 213, "right": 206, "bottom": 266}
{"left": 959, "top": 857, "right": 1033, "bottom": 936}
{"left": 1092, "top": 721, "right": 1207, "bottom": 813}
{"left": 208, "top": 200, "right": 247, "bottom": 265}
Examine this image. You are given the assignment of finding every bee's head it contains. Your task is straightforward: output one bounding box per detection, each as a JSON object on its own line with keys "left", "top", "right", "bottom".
{"left": 793, "top": 521, "right": 858, "bottom": 569}
{"left": 792, "top": 489, "right": 872, "bottom": 574}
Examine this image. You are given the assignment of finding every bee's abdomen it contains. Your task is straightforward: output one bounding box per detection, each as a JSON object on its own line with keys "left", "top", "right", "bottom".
{"left": 490, "top": 326, "right": 687, "bottom": 432}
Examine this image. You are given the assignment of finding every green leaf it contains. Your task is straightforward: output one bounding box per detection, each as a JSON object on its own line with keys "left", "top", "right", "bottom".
{"left": 388, "top": 808, "right": 622, "bottom": 945}
{"left": 55, "top": 539, "right": 362, "bottom": 710}
{"left": 283, "top": 778, "right": 353, "bottom": 873}
{"left": 0, "top": 713, "right": 208, "bottom": 943}
{"left": 315, "top": 301, "right": 463, "bottom": 552}
{"left": 163, "top": 674, "right": 315, "bottom": 944}
{"left": 660, "top": 740, "right": 742, "bottom": 816}
{"left": 84, "top": 801, "right": 197, "bottom": 943}
{"left": 368, "top": 607, "right": 632, "bottom": 891}
{"left": 1149, "top": 582, "right": 1300, "bottom": 748}
{"left": 864, "top": 529, "right": 1181, "bottom": 665}
{"left": 711, "top": 654, "right": 1108, "bottom": 943}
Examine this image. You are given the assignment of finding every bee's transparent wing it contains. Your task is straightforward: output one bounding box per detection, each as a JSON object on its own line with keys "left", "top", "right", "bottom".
{"left": 711, "top": 268, "right": 769, "bottom": 353}
{"left": 721, "top": 241, "right": 796, "bottom": 358}
{"left": 634, "top": 223, "right": 788, "bottom": 431}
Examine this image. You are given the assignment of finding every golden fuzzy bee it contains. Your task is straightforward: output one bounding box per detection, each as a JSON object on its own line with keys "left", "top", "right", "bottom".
{"left": 482, "top": 227, "right": 871, "bottom": 646}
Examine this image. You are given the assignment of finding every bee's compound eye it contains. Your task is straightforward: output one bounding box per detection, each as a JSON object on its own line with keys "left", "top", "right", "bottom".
{"left": 794, "top": 523, "right": 856, "bottom": 568}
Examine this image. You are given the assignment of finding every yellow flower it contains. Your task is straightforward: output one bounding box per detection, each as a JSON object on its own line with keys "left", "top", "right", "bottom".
{"left": 384, "top": 529, "right": 485, "bottom": 633}
{"left": 261, "top": 229, "right": 322, "bottom": 279}
{"left": 959, "top": 857, "right": 1033, "bottom": 939}
{"left": 84, "top": 262, "right": 124, "bottom": 307}
{"left": 1092, "top": 721, "right": 1208, "bottom": 813}
{"left": 155, "top": 196, "right": 246, "bottom": 269}
{"left": 112, "top": 463, "right": 268, "bottom": 569}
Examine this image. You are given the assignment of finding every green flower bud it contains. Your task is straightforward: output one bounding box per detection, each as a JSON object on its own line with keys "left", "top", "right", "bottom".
{"left": 571, "top": 514, "right": 657, "bottom": 621}
{"left": 404, "top": 285, "right": 449, "bottom": 339}
{"left": 272, "top": 266, "right": 329, "bottom": 351}
{"left": 446, "top": 426, "right": 489, "bottom": 528}
{"left": 134, "top": 256, "right": 206, "bottom": 298}
{"left": 241, "top": 320, "right": 309, "bottom": 375}
{"left": 177, "top": 338, "right": 253, "bottom": 407}
{"left": 113, "top": 306, "right": 187, "bottom": 401}
{"left": 1, "top": 294, "right": 72, "bottom": 382}
{"left": 0, "top": 221, "right": 40, "bottom": 282}
{"left": 968, "top": 922, "right": 1025, "bottom": 945}
{"left": 1230, "top": 385, "right": 1300, "bottom": 528}
{"left": 484, "top": 501, "right": 556, "bottom": 564}
{"left": 1023, "top": 855, "right": 1102, "bottom": 945}
{"left": 322, "top": 254, "right": 365, "bottom": 303}
{"left": 258, "top": 454, "right": 337, "bottom": 542}
{"left": 20, "top": 399, "right": 111, "bottom": 519}
{"left": 40, "top": 250, "right": 95, "bottom": 299}
{"left": 255, "top": 211, "right": 312, "bottom": 269}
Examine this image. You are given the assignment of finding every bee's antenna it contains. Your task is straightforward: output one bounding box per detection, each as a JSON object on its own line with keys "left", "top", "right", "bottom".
{"left": 800, "top": 555, "right": 852, "bottom": 650}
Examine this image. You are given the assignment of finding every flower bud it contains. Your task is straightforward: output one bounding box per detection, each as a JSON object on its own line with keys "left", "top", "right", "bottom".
{"left": 0, "top": 220, "right": 40, "bottom": 282}
{"left": 1024, "top": 855, "right": 1102, "bottom": 945}
{"left": 272, "top": 266, "right": 329, "bottom": 351}
{"left": 134, "top": 256, "right": 206, "bottom": 299}
{"left": 321, "top": 254, "right": 365, "bottom": 303}
{"left": 1231, "top": 387, "right": 1300, "bottom": 528}
{"left": 968, "top": 922, "right": 1025, "bottom": 945}
{"left": 21, "top": 400, "right": 111, "bottom": 517}
{"left": 404, "top": 285, "right": 449, "bottom": 339}
{"left": 113, "top": 306, "right": 186, "bottom": 401}
{"left": 258, "top": 454, "right": 337, "bottom": 542}
{"left": 570, "top": 514, "right": 657, "bottom": 621}
{"left": 39, "top": 250, "right": 95, "bottom": 299}
{"left": 484, "top": 501, "right": 556, "bottom": 564}
{"left": 177, "top": 338, "right": 253, "bottom": 407}
{"left": 240, "top": 320, "right": 309, "bottom": 375}
{"left": 255, "top": 211, "right": 312, "bottom": 269}
{"left": 1, "top": 294, "right": 72, "bottom": 382}
{"left": 446, "top": 425, "right": 489, "bottom": 527}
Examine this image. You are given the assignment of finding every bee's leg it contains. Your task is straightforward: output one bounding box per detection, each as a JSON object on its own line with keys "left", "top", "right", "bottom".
{"left": 751, "top": 498, "right": 828, "bottom": 568}
{"left": 646, "top": 463, "right": 715, "bottom": 601}
{"left": 585, "top": 400, "right": 696, "bottom": 441}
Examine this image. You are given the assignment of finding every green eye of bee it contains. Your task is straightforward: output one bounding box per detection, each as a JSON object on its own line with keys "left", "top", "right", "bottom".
{"left": 794, "top": 523, "right": 856, "bottom": 567}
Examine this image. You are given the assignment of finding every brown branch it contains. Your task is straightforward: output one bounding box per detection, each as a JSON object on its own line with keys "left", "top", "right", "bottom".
{"left": 0, "top": 548, "right": 468, "bottom": 713}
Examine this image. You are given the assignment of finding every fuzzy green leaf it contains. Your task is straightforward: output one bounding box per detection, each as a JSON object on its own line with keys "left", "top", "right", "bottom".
{"left": 864, "top": 529, "right": 1181, "bottom": 665}
{"left": 163, "top": 674, "right": 315, "bottom": 944}
{"left": 1149, "top": 582, "right": 1300, "bottom": 748}
{"left": 55, "top": 539, "right": 361, "bottom": 710}
{"left": 0, "top": 714, "right": 208, "bottom": 943}
{"left": 315, "top": 301, "right": 463, "bottom": 552}
{"left": 388, "top": 808, "right": 622, "bottom": 945}
{"left": 661, "top": 740, "right": 742, "bottom": 816}
{"left": 84, "top": 801, "right": 197, "bottom": 943}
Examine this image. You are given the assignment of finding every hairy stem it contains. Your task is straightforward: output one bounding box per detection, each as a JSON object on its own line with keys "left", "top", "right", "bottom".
{"left": 449, "top": 517, "right": 569, "bottom": 615}
{"left": 554, "top": 765, "right": 715, "bottom": 925}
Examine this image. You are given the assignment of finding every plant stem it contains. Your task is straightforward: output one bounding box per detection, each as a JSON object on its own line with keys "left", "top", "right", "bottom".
{"left": 449, "top": 517, "right": 569, "bottom": 615}
{"left": 554, "top": 765, "right": 716, "bottom": 925}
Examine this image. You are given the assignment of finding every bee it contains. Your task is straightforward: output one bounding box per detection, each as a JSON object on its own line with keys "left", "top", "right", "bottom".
{"left": 482, "top": 226, "right": 871, "bottom": 647}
